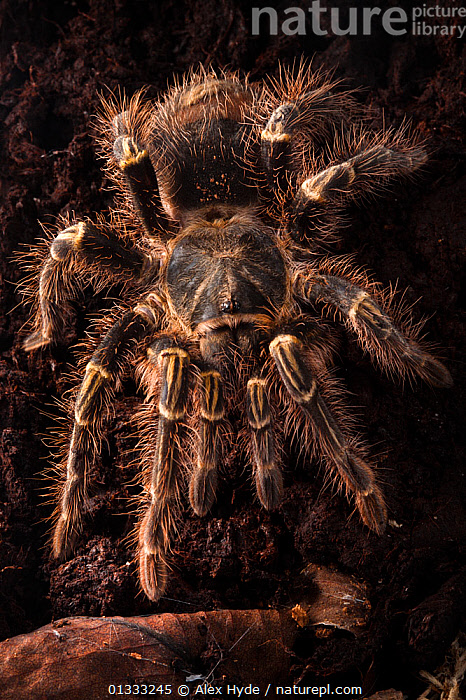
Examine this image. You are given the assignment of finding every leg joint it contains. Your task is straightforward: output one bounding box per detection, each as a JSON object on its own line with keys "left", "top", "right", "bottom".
{"left": 114, "top": 135, "right": 149, "bottom": 169}
{"left": 269, "top": 335, "right": 317, "bottom": 403}
{"left": 50, "top": 222, "right": 86, "bottom": 261}
{"left": 246, "top": 378, "right": 271, "bottom": 429}
{"left": 199, "top": 370, "right": 224, "bottom": 421}
{"left": 155, "top": 347, "right": 190, "bottom": 420}
{"left": 74, "top": 361, "right": 111, "bottom": 425}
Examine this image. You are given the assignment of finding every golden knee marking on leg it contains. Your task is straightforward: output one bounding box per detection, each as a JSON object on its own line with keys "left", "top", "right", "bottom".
{"left": 86, "top": 360, "right": 111, "bottom": 380}
{"left": 357, "top": 300, "right": 384, "bottom": 322}
{"left": 347, "top": 290, "right": 369, "bottom": 320}
{"left": 301, "top": 164, "right": 356, "bottom": 204}
{"left": 74, "top": 362, "right": 110, "bottom": 425}
{"left": 118, "top": 137, "right": 149, "bottom": 169}
{"left": 157, "top": 348, "right": 190, "bottom": 420}
{"left": 300, "top": 188, "right": 327, "bottom": 204}
{"left": 147, "top": 345, "right": 189, "bottom": 362}
{"left": 301, "top": 177, "right": 330, "bottom": 203}
{"left": 270, "top": 337, "right": 300, "bottom": 381}
{"left": 349, "top": 295, "right": 394, "bottom": 338}
{"left": 200, "top": 370, "right": 224, "bottom": 421}
{"left": 270, "top": 333, "right": 301, "bottom": 351}
{"left": 348, "top": 292, "right": 390, "bottom": 327}
{"left": 74, "top": 395, "right": 98, "bottom": 425}
{"left": 261, "top": 128, "right": 291, "bottom": 143}
{"left": 270, "top": 335, "right": 317, "bottom": 403}
{"left": 159, "top": 347, "right": 190, "bottom": 361}
{"left": 120, "top": 150, "right": 149, "bottom": 169}
{"left": 50, "top": 222, "right": 86, "bottom": 261}
{"left": 133, "top": 303, "right": 158, "bottom": 326}
{"left": 247, "top": 378, "right": 271, "bottom": 430}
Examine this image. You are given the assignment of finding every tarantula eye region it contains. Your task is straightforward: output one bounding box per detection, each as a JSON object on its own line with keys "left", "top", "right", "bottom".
{"left": 220, "top": 299, "right": 240, "bottom": 313}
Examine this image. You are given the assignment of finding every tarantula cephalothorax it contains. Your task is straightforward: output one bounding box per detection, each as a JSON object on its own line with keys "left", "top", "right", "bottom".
{"left": 21, "top": 65, "right": 452, "bottom": 602}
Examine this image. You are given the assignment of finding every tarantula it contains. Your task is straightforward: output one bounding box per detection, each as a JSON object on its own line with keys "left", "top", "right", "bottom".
{"left": 21, "top": 64, "right": 452, "bottom": 602}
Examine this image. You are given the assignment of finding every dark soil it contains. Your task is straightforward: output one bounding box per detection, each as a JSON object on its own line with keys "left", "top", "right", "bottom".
{"left": 0, "top": 0, "right": 464, "bottom": 696}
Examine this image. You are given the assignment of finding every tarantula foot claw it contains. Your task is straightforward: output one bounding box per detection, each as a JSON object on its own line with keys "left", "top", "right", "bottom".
{"left": 356, "top": 489, "right": 388, "bottom": 535}
{"left": 189, "top": 467, "right": 218, "bottom": 517}
{"left": 420, "top": 355, "right": 453, "bottom": 389}
{"left": 256, "top": 468, "right": 284, "bottom": 511}
{"left": 23, "top": 330, "right": 52, "bottom": 352}
{"left": 52, "top": 516, "right": 80, "bottom": 562}
{"left": 139, "top": 550, "right": 168, "bottom": 602}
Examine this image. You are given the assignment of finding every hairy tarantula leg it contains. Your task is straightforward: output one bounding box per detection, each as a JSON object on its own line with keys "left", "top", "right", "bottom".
{"left": 23, "top": 221, "right": 149, "bottom": 351}
{"left": 261, "top": 102, "right": 298, "bottom": 191}
{"left": 113, "top": 112, "right": 165, "bottom": 235}
{"left": 299, "top": 274, "right": 452, "bottom": 388}
{"left": 290, "top": 146, "right": 426, "bottom": 236}
{"left": 53, "top": 306, "right": 155, "bottom": 560}
{"left": 270, "top": 334, "right": 387, "bottom": 533}
{"left": 189, "top": 370, "right": 224, "bottom": 516}
{"left": 246, "top": 377, "right": 283, "bottom": 510}
{"left": 260, "top": 87, "right": 353, "bottom": 191}
{"left": 139, "top": 344, "right": 190, "bottom": 602}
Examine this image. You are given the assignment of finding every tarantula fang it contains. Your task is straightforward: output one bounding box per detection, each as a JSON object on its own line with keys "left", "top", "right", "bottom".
{"left": 21, "top": 65, "right": 452, "bottom": 602}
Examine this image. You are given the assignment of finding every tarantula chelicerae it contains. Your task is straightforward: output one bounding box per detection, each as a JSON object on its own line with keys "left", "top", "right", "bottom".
{"left": 21, "top": 65, "right": 452, "bottom": 602}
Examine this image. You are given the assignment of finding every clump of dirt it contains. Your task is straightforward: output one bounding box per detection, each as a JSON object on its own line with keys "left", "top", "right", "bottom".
{"left": 0, "top": 0, "right": 464, "bottom": 696}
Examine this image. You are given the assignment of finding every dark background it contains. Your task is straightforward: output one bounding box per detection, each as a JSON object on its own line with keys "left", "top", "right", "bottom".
{"left": 0, "top": 0, "right": 464, "bottom": 695}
